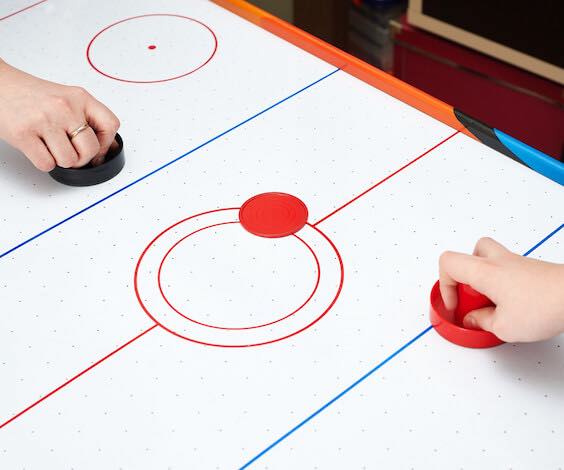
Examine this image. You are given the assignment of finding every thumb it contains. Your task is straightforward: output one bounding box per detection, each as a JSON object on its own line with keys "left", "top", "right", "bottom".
{"left": 463, "top": 306, "right": 496, "bottom": 332}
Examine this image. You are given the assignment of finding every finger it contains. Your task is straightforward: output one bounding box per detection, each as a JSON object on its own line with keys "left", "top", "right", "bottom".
{"left": 91, "top": 138, "right": 120, "bottom": 166}
{"left": 70, "top": 125, "right": 100, "bottom": 167}
{"left": 91, "top": 155, "right": 104, "bottom": 167}
{"left": 438, "top": 251, "right": 493, "bottom": 312}
{"left": 42, "top": 129, "right": 78, "bottom": 168}
{"left": 472, "top": 237, "right": 510, "bottom": 258}
{"left": 84, "top": 97, "right": 120, "bottom": 160}
{"left": 19, "top": 137, "right": 56, "bottom": 172}
{"left": 463, "top": 306, "right": 496, "bottom": 332}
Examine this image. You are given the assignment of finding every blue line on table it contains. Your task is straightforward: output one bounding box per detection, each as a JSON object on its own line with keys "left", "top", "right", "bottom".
{"left": 239, "top": 222, "right": 563, "bottom": 468}
{"left": 523, "top": 224, "right": 563, "bottom": 256}
{"left": 0, "top": 67, "right": 341, "bottom": 260}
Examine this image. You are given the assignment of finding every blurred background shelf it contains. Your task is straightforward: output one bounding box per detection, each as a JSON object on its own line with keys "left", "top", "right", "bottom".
{"left": 247, "top": 0, "right": 564, "bottom": 160}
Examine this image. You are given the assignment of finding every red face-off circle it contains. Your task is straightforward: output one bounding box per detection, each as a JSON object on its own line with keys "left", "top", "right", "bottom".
{"left": 86, "top": 14, "right": 218, "bottom": 84}
{"left": 239, "top": 192, "right": 309, "bottom": 238}
{"left": 157, "top": 221, "right": 322, "bottom": 331}
{"left": 134, "top": 194, "right": 344, "bottom": 348}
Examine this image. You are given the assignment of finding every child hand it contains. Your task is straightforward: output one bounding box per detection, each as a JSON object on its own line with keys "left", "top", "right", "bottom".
{"left": 0, "top": 59, "right": 120, "bottom": 171}
{"left": 439, "top": 237, "right": 564, "bottom": 342}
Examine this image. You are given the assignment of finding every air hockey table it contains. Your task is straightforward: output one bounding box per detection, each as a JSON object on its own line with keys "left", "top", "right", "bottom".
{"left": 1, "top": 0, "right": 563, "bottom": 468}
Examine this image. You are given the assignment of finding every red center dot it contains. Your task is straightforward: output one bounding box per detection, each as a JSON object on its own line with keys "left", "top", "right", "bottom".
{"left": 239, "top": 193, "right": 309, "bottom": 238}
{"left": 148, "top": 45, "right": 156, "bottom": 50}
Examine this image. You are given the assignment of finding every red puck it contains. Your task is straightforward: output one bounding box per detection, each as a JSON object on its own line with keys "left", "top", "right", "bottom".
{"left": 454, "top": 283, "right": 495, "bottom": 326}
{"left": 429, "top": 280, "right": 504, "bottom": 349}
{"left": 239, "top": 193, "right": 309, "bottom": 238}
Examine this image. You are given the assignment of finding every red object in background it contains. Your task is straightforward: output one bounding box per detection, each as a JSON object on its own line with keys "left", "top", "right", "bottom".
{"left": 393, "top": 17, "right": 564, "bottom": 160}
{"left": 430, "top": 281, "right": 504, "bottom": 349}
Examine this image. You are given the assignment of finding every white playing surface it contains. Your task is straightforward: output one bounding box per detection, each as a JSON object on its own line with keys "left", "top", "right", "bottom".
{"left": 0, "top": 1, "right": 563, "bottom": 469}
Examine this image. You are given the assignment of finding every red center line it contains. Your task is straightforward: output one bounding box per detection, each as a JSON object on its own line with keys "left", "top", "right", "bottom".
{"left": 313, "top": 130, "right": 460, "bottom": 226}
{"left": 0, "top": 323, "right": 159, "bottom": 431}
{"left": 0, "top": 0, "right": 48, "bottom": 21}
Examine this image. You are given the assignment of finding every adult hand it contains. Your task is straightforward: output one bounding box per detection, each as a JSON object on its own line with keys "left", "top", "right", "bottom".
{"left": 0, "top": 59, "right": 120, "bottom": 171}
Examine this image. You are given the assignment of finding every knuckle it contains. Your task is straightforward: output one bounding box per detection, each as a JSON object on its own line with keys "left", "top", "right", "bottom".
{"left": 35, "top": 158, "right": 56, "bottom": 172}
{"left": 71, "top": 86, "right": 89, "bottom": 98}
{"left": 48, "top": 95, "right": 73, "bottom": 114}
{"left": 110, "top": 115, "right": 120, "bottom": 131}
{"left": 53, "top": 95, "right": 70, "bottom": 107}
{"left": 477, "top": 236, "right": 493, "bottom": 246}
{"left": 31, "top": 110, "right": 50, "bottom": 126}
{"left": 11, "top": 123, "right": 31, "bottom": 142}
{"left": 438, "top": 251, "right": 454, "bottom": 267}
{"left": 57, "top": 153, "right": 77, "bottom": 168}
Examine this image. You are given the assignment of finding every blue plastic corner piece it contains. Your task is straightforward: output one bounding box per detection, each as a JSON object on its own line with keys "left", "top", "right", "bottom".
{"left": 494, "top": 129, "right": 564, "bottom": 186}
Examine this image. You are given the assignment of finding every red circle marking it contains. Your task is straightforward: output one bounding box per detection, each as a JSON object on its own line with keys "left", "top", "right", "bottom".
{"left": 239, "top": 193, "right": 309, "bottom": 238}
{"left": 157, "top": 221, "right": 321, "bottom": 330}
{"left": 133, "top": 208, "right": 344, "bottom": 348}
{"left": 148, "top": 45, "right": 156, "bottom": 50}
{"left": 86, "top": 14, "right": 218, "bottom": 84}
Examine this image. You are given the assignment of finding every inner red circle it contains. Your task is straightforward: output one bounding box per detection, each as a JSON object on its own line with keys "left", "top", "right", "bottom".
{"left": 157, "top": 221, "right": 321, "bottom": 330}
{"left": 148, "top": 45, "right": 156, "bottom": 50}
{"left": 239, "top": 193, "right": 309, "bottom": 238}
{"left": 86, "top": 14, "right": 218, "bottom": 84}
{"left": 133, "top": 207, "right": 345, "bottom": 348}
